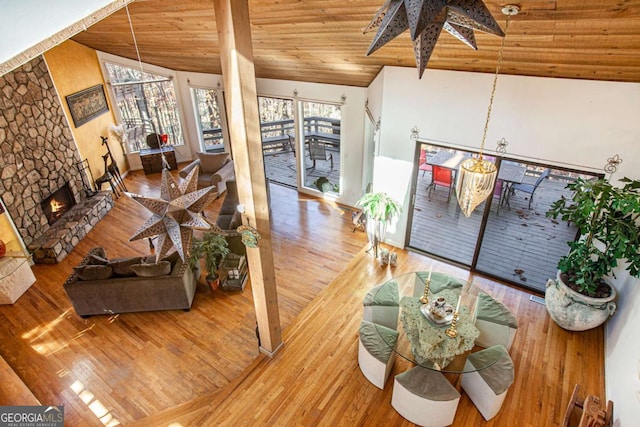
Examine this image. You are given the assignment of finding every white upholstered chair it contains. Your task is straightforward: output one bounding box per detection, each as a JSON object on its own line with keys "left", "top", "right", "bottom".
{"left": 461, "top": 345, "right": 515, "bottom": 421}
{"left": 391, "top": 366, "right": 461, "bottom": 427}
{"left": 358, "top": 320, "right": 398, "bottom": 389}
{"left": 473, "top": 293, "right": 518, "bottom": 351}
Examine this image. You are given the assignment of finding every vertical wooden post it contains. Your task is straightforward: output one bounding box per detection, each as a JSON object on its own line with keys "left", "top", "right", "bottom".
{"left": 213, "top": 0, "right": 282, "bottom": 356}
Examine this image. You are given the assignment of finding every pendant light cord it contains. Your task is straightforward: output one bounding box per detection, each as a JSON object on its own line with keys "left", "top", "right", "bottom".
{"left": 125, "top": 5, "right": 145, "bottom": 75}
{"left": 479, "top": 16, "right": 512, "bottom": 159}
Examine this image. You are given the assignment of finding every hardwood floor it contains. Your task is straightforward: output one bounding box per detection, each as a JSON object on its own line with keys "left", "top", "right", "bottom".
{"left": 0, "top": 169, "right": 604, "bottom": 426}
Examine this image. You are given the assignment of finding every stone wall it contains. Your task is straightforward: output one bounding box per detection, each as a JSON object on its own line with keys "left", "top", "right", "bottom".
{"left": 0, "top": 56, "right": 85, "bottom": 247}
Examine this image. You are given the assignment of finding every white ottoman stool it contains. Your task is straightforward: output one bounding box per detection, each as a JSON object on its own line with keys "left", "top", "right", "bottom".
{"left": 461, "top": 345, "right": 514, "bottom": 420}
{"left": 358, "top": 320, "right": 398, "bottom": 389}
{"left": 363, "top": 280, "right": 400, "bottom": 330}
{"left": 391, "top": 366, "right": 460, "bottom": 426}
{"left": 473, "top": 293, "right": 518, "bottom": 350}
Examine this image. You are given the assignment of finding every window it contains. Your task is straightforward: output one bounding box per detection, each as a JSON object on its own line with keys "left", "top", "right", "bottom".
{"left": 191, "top": 88, "right": 224, "bottom": 152}
{"left": 104, "top": 62, "right": 184, "bottom": 152}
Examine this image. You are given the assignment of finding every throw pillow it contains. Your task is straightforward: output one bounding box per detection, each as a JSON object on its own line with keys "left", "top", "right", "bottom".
{"left": 131, "top": 261, "right": 172, "bottom": 277}
{"left": 74, "top": 265, "right": 113, "bottom": 281}
{"left": 197, "top": 152, "right": 229, "bottom": 172}
{"left": 108, "top": 256, "right": 145, "bottom": 276}
{"left": 87, "top": 253, "right": 109, "bottom": 265}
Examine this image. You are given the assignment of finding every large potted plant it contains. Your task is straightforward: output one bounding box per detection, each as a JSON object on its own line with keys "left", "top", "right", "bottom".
{"left": 355, "top": 192, "right": 402, "bottom": 258}
{"left": 545, "top": 177, "right": 640, "bottom": 331}
{"left": 190, "top": 232, "right": 230, "bottom": 290}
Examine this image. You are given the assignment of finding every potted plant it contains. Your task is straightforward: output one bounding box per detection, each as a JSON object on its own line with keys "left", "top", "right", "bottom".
{"left": 355, "top": 191, "right": 402, "bottom": 258}
{"left": 190, "top": 232, "right": 230, "bottom": 291}
{"left": 545, "top": 177, "right": 640, "bottom": 331}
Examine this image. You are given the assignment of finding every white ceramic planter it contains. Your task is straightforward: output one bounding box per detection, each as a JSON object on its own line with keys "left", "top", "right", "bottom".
{"left": 545, "top": 271, "right": 617, "bottom": 331}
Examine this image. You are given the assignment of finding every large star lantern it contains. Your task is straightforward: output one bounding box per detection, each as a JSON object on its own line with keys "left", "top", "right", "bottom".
{"left": 364, "top": 0, "right": 505, "bottom": 78}
{"left": 126, "top": 167, "right": 216, "bottom": 262}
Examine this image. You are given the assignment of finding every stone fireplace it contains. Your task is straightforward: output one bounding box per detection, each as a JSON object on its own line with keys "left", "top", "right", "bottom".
{"left": 0, "top": 56, "right": 114, "bottom": 263}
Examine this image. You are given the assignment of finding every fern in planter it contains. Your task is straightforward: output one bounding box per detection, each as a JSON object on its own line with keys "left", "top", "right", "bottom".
{"left": 356, "top": 192, "right": 402, "bottom": 257}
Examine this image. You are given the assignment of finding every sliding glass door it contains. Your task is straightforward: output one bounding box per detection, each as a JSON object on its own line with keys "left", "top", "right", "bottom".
{"left": 407, "top": 142, "right": 601, "bottom": 292}
{"left": 407, "top": 143, "right": 490, "bottom": 265}
{"left": 299, "top": 101, "right": 341, "bottom": 194}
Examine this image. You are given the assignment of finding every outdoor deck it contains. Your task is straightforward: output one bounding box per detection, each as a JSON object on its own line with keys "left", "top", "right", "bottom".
{"left": 263, "top": 145, "right": 341, "bottom": 190}
{"left": 409, "top": 169, "right": 580, "bottom": 292}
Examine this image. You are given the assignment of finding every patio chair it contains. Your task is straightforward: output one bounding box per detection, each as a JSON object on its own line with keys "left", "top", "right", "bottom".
{"left": 308, "top": 141, "right": 333, "bottom": 170}
{"left": 419, "top": 148, "right": 432, "bottom": 177}
{"left": 510, "top": 168, "right": 550, "bottom": 209}
{"left": 427, "top": 165, "right": 453, "bottom": 201}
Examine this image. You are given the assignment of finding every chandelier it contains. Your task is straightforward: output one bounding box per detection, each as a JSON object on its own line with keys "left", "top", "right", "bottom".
{"left": 456, "top": 5, "right": 518, "bottom": 217}
{"left": 364, "top": 0, "right": 506, "bottom": 78}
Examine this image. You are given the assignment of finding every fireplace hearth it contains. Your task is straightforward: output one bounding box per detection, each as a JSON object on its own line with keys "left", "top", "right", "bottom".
{"left": 41, "top": 183, "right": 76, "bottom": 226}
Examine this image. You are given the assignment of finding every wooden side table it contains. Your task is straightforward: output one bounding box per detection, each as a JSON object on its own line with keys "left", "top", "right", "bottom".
{"left": 139, "top": 146, "right": 178, "bottom": 174}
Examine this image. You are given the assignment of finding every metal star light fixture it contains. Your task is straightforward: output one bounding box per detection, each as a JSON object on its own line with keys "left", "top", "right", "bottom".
{"left": 126, "top": 167, "right": 216, "bottom": 262}
{"left": 364, "top": 0, "right": 507, "bottom": 78}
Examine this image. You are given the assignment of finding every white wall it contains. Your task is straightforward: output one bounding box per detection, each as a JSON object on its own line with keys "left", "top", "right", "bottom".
{"left": 606, "top": 271, "right": 640, "bottom": 427}
{"left": 369, "top": 65, "right": 640, "bottom": 426}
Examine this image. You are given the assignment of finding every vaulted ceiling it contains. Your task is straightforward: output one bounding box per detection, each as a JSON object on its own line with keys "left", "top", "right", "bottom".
{"left": 70, "top": 0, "right": 640, "bottom": 87}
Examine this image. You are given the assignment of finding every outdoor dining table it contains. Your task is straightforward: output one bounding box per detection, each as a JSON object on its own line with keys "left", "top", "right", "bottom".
{"left": 425, "top": 150, "right": 527, "bottom": 212}
{"left": 372, "top": 271, "right": 510, "bottom": 374}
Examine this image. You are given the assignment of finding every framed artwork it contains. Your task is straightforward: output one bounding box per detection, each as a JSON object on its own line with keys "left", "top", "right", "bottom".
{"left": 66, "top": 84, "right": 109, "bottom": 127}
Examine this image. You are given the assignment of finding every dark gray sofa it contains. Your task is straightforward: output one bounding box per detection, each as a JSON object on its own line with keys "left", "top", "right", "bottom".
{"left": 63, "top": 248, "right": 198, "bottom": 317}
{"left": 215, "top": 179, "right": 246, "bottom": 257}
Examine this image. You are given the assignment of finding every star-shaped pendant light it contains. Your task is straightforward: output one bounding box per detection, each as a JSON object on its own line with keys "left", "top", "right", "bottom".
{"left": 126, "top": 167, "right": 217, "bottom": 262}
{"left": 364, "top": 0, "right": 504, "bottom": 77}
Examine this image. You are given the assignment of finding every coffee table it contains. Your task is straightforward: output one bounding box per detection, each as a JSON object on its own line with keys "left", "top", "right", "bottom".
{"left": 371, "top": 272, "right": 510, "bottom": 373}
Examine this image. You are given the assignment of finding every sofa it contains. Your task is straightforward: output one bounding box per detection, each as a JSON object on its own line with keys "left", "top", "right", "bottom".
{"left": 63, "top": 248, "right": 198, "bottom": 317}
{"left": 215, "top": 179, "right": 246, "bottom": 257}
{"left": 179, "top": 151, "right": 235, "bottom": 195}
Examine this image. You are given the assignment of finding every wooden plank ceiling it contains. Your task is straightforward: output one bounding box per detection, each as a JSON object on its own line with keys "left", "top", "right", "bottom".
{"left": 71, "top": 0, "right": 640, "bottom": 87}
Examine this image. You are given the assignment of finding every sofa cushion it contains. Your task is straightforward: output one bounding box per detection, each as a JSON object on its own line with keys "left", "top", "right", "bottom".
{"left": 74, "top": 265, "right": 114, "bottom": 281}
{"left": 229, "top": 210, "right": 243, "bottom": 230}
{"left": 217, "top": 214, "right": 234, "bottom": 230}
{"left": 108, "top": 257, "right": 145, "bottom": 277}
{"left": 131, "top": 261, "right": 172, "bottom": 277}
{"left": 197, "top": 152, "right": 229, "bottom": 172}
{"left": 87, "top": 253, "right": 109, "bottom": 265}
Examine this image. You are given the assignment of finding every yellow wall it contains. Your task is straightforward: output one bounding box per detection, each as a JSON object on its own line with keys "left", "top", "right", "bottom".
{"left": 44, "top": 40, "right": 128, "bottom": 183}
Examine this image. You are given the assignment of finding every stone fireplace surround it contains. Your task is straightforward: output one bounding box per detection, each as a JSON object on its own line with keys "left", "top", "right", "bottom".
{"left": 0, "top": 57, "right": 113, "bottom": 263}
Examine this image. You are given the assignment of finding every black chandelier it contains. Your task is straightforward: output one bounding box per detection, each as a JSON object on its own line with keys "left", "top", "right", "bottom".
{"left": 364, "top": 0, "right": 507, "bottom": 78}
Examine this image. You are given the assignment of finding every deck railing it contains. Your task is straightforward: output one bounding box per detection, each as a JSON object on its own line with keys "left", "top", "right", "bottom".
{"left": 202, "top": 116, "right": 340, "bottom": 153}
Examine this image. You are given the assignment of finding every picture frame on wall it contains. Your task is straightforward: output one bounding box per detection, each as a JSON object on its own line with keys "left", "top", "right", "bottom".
{"left": 66, "top": 84, "right": 109, "bottom": 127}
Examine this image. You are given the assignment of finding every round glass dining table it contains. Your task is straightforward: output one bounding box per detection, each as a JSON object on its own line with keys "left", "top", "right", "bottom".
{"left": 372, "top": 271, "right": 510, "bottom": 374}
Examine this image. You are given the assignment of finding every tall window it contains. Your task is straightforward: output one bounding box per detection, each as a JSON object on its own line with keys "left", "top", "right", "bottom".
{"left": 191, "top": 88, "right": 224, "bottom": 152}
{"left": 104, "top": 62, "right": 184, "bottom": 152}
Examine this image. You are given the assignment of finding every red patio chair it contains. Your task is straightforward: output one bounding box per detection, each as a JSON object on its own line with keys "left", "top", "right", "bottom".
{"left": 427, "top": 165, "right": 453, "bottom": 201}
{"left": 419, "top": 148, "right": 432, "bottom": 177}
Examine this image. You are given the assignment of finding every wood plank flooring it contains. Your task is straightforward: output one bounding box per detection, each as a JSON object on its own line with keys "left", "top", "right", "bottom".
{"left": 0, "top": 168, "right": 365, "bottom": 426}
{"left": 0, "top": 168, "right": 604, "bottom": 426}
{"left": 143, "top": 248, "right": 605, "bottom": 427}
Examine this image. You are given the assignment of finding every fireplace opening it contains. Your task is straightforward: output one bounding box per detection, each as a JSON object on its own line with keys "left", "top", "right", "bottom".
{"left": 41, "top": 183, "right": 76, "bottom": 226}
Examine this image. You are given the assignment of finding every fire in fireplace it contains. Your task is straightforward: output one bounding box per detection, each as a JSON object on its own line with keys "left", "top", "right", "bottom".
{"left": 41, "top": 183, "right": 76, "bottom": 226}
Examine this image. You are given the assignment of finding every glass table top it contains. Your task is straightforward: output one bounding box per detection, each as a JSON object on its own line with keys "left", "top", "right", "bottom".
{"left": 371, "top": 271, "right": 510, "bottom": 374}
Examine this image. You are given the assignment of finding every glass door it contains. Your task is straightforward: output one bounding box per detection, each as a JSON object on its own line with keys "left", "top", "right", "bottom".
{"left": 407, "top": 143, "right": 603, "bottom": 293}
{"left": 299, "top": 101, "right": 341, "bottom": 194}
{"left": 474, "top": 163, "right": 601, "bottom": 292}
{"left": 257, "top": 96, "right": 296, "bottom": 188}
{"left": 407, "top": 143, "right": 492, "bottom": 265}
